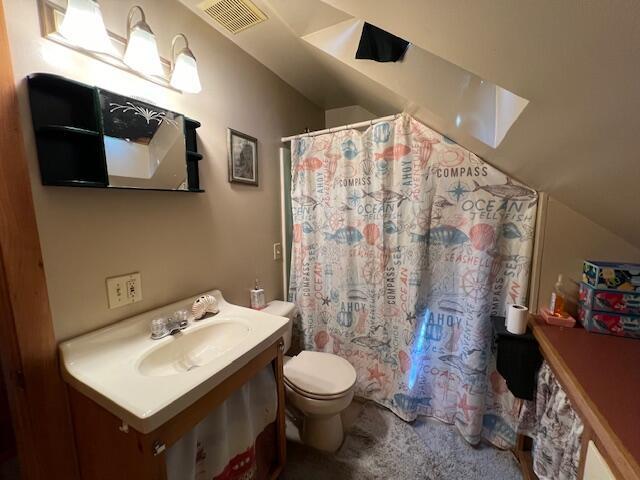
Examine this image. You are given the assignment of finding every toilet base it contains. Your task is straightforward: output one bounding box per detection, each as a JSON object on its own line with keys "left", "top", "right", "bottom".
{"left": 301, "top": 412, "right": 344, "bottom": 452}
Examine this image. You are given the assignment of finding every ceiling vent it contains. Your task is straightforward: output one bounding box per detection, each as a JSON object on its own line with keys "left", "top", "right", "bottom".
{"left": 198, "top": 0, "right": 267, "bottom": 34}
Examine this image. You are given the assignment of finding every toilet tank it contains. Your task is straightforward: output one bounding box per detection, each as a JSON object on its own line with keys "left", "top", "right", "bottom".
{"left": 262, "top": 300, "right": 296, "bottom": 352}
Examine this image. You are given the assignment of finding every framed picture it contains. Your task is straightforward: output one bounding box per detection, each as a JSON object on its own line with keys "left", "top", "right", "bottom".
{"left": 227, "top": 128, "right": 258, "bottom": 186}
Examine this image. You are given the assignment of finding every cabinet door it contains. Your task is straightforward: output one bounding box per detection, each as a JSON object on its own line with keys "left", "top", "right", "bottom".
{"left": 583, "top": 441, "right": 616, "bottom": 480}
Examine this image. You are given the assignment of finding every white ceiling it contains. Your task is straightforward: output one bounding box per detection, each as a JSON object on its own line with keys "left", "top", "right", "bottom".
{"left": 180, "top": 0, "right": 640, "bottom": 248}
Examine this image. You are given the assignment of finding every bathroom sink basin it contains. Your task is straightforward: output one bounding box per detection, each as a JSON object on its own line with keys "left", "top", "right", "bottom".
{"left": 59, "top": 290, "right": 290, "bottom": 433}
{"left": 138, "top": 320, "right": 251, "bottom": 377}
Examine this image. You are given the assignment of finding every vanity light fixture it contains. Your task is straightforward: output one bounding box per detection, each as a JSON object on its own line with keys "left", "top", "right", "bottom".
{"left": 58, "top": 0, "right": 115, "bottom": 55}
{"left": 170, "top": 34, "right": 202, "bottom": 94}
{"left": 123, "top": 5, "right": 163, "bottom": 77}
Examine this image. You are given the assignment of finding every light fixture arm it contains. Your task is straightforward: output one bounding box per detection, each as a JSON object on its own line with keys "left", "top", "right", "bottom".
{"left": 126, "top": 5, "right": 149, "bottom": 41}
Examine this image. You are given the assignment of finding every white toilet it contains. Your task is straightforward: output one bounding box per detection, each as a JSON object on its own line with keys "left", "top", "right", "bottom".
{"left": 262, "top": 300, "right": 356, "bottom": 452}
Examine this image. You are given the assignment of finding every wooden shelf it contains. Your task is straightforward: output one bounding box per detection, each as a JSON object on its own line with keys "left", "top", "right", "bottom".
{"left": 42, "top": 180, "right": 107, "bottom": 188}
{"left": 37, "top": 125, "right": 100, "bottom": 137}
{"left": 187, "top": 150, "right": 203, "bottom": 161}
{"left": 108, "top": 186, "right": 205, "bottom": 193}
{"left": 40, "top": 182, "right": 205, "bottom": 193}
{"left": 185, "top": 117, "right": 201, "bottom": 129}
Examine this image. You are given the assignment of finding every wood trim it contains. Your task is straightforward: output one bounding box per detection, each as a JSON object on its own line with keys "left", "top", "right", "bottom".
{"left": 68, "top": 387, "right": 165, "bottom": 480}
{"left": 531, "top": 319, "right": 638, "bottom": 479}
{"left": 274, "top": 342, "right": 286, "bottom": 474}
{"left": 528, "top": 191, "right": 548, "bottom": 314}
{"left": 0, "top": 3, "right": 79, "bottom": 478}
{"left": 514, "top": 435, "right": 538, "bottom": 480}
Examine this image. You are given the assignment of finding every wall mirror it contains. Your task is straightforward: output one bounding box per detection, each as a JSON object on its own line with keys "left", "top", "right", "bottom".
{"left": 27, "top": 73, "right": 203, "bottom": 192}
{"left": 99, "top": 91, "right": 187, "bottom": 190}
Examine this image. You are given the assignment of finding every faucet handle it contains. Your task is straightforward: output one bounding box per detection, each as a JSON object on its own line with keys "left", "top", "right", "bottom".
{"left": 150, "top": 317, "right": 169, "bottom": 339}
{"left": 172, "top": 310, "right": 190, "bottom": 330}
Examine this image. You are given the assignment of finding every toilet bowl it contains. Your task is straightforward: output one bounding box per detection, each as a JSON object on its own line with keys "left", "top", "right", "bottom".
{"left": 262, "top": 301, "right": 357, "bottom": 452}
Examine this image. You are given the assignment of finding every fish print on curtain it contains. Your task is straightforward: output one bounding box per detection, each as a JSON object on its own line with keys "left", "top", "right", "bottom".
{"left": 288, "top": 114, "right": 537, "bottom": 447}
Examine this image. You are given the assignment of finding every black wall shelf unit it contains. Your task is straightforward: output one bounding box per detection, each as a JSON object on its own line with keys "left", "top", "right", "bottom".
{"left": 27, "top": 73, "right": 204, "bottom": 193}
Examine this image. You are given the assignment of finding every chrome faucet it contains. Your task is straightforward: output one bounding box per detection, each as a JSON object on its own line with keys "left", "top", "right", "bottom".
{"left": 150, "top": 310, "right": 189, "bottom": 340}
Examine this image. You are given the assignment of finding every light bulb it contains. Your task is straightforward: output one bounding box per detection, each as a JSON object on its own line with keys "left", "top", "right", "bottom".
{"left": 123, "top": 6, "right": 163, "bottom": 77}
{"left": 59, "top": 0, "right": 115, "bottom": 55}
{"left": 170, "top": 50, "right": 202, "bottom": 93}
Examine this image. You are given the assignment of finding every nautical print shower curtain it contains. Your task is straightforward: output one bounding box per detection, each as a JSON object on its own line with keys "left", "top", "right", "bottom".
{"left": 288, "top": 114, "right": 537, "bottom": 447}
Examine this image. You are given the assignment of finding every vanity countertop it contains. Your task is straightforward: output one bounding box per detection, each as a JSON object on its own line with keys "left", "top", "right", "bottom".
{"left": 59, "top": 290, "right": 289, "bottom": 433}
{"left": 531, "top": 315, "right": 640, "bottom": 479}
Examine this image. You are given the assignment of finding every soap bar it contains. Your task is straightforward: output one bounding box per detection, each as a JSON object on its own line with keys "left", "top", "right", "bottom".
{"left": 541, "top": 307, "right": 576, "bottom": 328}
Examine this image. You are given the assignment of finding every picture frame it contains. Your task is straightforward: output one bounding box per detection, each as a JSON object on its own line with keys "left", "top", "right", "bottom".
{"left": 227, "top": 128, "right": 258, "bottom": 186}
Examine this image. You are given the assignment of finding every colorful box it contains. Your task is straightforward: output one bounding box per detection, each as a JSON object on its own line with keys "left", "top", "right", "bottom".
{"left": 579, "top": 282, "right": 640, "bottom": 315}
{"left": 582, "top": 260, "right": 640, "bottom": 292}
{"left": 578, "top": 305, "right": 640, "bottom": 339}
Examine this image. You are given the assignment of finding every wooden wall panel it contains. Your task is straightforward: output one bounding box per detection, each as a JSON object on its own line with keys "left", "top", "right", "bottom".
{"left": 0, "top": 1, "right": 79, "bottom": 478}
{"left": 0, "top": 362, "right": 16, "bottom": 462}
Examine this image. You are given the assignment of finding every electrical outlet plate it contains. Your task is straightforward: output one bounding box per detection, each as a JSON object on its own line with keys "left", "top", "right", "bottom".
{"left": 273, "top": 242, "right": 282, "bottom": 261}
{"left": 106, "top": 272, "right": 142, "bottom": 309}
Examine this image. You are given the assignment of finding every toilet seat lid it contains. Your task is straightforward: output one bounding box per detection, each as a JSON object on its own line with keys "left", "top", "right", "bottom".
{"left": 283, "top": 351, "right": 356, "bottom": 397}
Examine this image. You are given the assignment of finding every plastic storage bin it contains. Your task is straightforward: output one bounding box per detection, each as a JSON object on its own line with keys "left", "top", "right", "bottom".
{"left": 582, "top": 260, "right": 640, "bottom": 292}
{"left": 578, "top": 305, "right": 640, "bottom": 339}
{"left": 579, "top": 282, "right": 640, "bottom": 315}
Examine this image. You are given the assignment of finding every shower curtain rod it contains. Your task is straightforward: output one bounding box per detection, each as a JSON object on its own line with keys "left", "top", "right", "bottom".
{"left": 280, "top": 113, "right": 401, "bottom": 142}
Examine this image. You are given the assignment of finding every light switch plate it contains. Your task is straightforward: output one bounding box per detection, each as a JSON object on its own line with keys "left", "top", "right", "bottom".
{"left": 106, "top": 272, "right": 142, "bottom": 309}
{"left": 273, "top": 242, "right": 282, "bottom": 261}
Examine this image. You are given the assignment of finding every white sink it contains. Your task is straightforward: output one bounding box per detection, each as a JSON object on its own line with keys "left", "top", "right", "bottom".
{"left": 59, "top": 290, "right": 289, "bottom": 433}
{"left": 138, "top": 320, "right": 251, "bottom": 377}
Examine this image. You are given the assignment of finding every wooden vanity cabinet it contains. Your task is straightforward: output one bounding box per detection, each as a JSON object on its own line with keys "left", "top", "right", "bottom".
{"left": 66, "top": 339, "right": 286, "bottom": 480}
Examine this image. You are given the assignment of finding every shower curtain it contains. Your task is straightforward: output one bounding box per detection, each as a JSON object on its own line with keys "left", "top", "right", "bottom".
{"left": 288, "top": 114, "right": 537, "bottom": 447}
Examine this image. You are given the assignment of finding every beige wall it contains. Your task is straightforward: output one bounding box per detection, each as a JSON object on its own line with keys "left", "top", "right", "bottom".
{"left": 533, "top": 196, "right": 640, "bottom": 314}
{"left": 5, "top": 0, "right": 323, "bottom": 340}
{"left": 325, "top": 105, "right": 377, "bottom": 128}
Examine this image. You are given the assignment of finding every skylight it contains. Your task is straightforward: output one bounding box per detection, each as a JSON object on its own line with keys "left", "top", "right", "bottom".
{"left": 303, "top": 19, "right": 528, "bottom": 149}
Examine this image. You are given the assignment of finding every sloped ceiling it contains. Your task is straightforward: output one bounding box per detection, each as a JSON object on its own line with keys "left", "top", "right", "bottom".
{"left": 179, "top": 0, "right": 640, "bottom": 247}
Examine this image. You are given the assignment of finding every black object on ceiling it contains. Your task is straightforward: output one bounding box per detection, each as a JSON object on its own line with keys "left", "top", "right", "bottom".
{"left": 355, "top": 22, "right": 410, "bottom": 63}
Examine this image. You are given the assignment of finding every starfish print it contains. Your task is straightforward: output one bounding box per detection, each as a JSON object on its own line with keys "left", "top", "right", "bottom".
{"left": 367, "top": 363, "right": 386, "bottom": 385}
{"left": 405, "top": 312, "right": 417, "bottom": 325}
{"left": 321, "top": 296, "right": 331, "bottom": 305}
{"left": 457, "top": 393, "right": 478, "bottom": 421}
{"left": 447, "top": 180, "right": 470, "bottom": 203}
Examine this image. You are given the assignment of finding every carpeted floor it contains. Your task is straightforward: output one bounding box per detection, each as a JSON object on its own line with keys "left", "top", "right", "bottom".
{"left": 282, "top": 402, "right": 522, "bottom": 480}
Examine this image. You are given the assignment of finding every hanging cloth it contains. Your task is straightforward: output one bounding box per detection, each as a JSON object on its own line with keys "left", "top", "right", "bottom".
{"left": 165, "top": 367, "right": 277, "bottom": 480}
{"left": 355, "top": 22, "right": 410, "bottom": 62}
{"left": 532, "top": 362, "right": 584, "bottom": 480}
{"left": 289, "top": 114, "right": 538, "bottom": 448}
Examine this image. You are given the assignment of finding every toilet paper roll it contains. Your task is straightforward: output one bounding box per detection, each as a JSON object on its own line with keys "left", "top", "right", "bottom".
{"left": 506, "top": 304, "right": 529, "bottom": 335}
